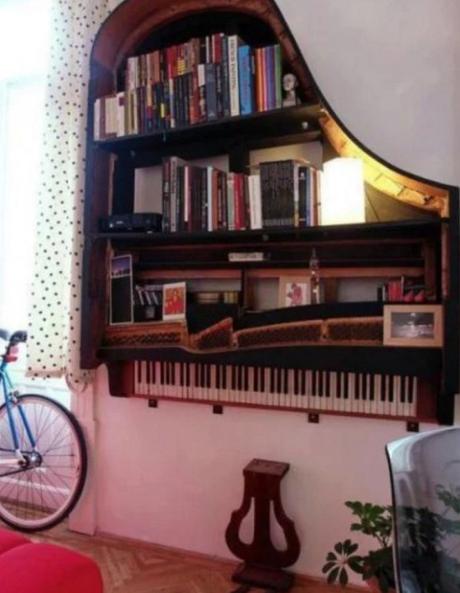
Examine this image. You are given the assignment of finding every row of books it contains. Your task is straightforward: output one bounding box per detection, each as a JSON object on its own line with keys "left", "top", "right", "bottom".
{"left": 378, "top": 277, "right": 426, "bottom": 303}
{"left": 162, "top": 157, "right": 320, "bottom": 233}
{"left": 93, "top": 33, "right": 283, "bottom": 140}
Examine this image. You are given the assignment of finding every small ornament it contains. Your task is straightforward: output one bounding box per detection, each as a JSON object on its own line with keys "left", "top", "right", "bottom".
{"left": 282, "top": 73, "right": 299, "bottom": 107}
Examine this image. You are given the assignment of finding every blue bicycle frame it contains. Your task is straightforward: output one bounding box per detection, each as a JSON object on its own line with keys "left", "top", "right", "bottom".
{"left": 0, "top": 357, "right": 36, "bottom": 469}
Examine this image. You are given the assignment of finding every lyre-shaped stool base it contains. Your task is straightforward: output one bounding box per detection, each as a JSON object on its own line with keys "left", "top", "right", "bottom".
{"left": 232, "top": 562, "right": 295, "bottom": 592}
{"left": 226, "top": 459, "right": 300, "bottom": 593}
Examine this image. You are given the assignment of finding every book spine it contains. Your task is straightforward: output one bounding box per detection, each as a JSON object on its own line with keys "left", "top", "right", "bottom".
{"left": 221, "top": 34, "right": 230, "bottom": 117}
{"left": 293, "top": 163, "right": 299, "bottom": 227}
{"left": 170, "top": 157, "right": 178, "bottom": 232}
{"left": 266, "top": 45, "right": 275, "bottom": 110}
{"left": 198, "top": 63, "right": 207, "bottom": 122}
{"left": 177, "top": 165, "right": 184, "bottom": 232}
{"left": 207, "top": 167, "right": 213, "bottom": 231}
{"left": 298, "top": 166, "right": 307, "bottom": 227}
{"left": 201, "top": 168, "right": 208, "bottom": 231}
{"left": 228, "top": 36, "right": 240, "bottom": 117}
{"left": 227, "top": 173, "right": 235, "bottom": 231}
{"left": 243, "top": 174, "right": 251, "bottom": 230}
{"left": 205, "top": 63, "right": 217, "bottom": 120}
{"left": 261, "top": 47, "right": 268, "bottom": 111}
{"left": 221, "top": 172, "right": 228, "bottom": 230}
{"left": 184, "top": 165, "right": 190, "bottom": 230}
{"left": 215, "top": 63, "right": 224, "bottom": 118}
{"left": 238, "top": 45, "right": 254, "bottom": 115}
{"left": 274, "top": 44, "right": 282, "bottom": 108}
{"left": 255, "top": 48, "right": 263, "bottom": 112}
{"left": 162, "top": 158, "right": 171, "bottom": 232}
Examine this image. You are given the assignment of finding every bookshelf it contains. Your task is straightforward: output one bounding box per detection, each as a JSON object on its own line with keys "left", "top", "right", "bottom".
{"left": 82, "top": 0, "right": 459, "bottom": 426}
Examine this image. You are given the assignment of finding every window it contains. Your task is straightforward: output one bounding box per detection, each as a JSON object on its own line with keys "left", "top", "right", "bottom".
{"left": 0, "top": 0, "right": 68, "bottom": 404}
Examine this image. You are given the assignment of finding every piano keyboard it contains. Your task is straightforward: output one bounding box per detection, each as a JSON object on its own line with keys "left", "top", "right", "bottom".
{"left": 134, "top": 361, "right": 418, "bottom": 417}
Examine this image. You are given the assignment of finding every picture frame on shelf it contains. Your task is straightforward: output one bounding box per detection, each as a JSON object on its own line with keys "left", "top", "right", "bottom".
{"left": 163, "top": 282, "right": 187, "bottom": 321}
{"left": 278, "top": 276, "right": 311, "bottom": 308}
{"left": 109, "top": 254, "right": 134, "bottom": 325}
{"left": 383, "top": 304, "right": 443, "bottom": 348}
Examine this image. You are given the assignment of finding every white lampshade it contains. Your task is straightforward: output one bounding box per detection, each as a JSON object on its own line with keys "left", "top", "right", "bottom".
{"left": 321, "top": 157, "right": 366, "bottom": 225}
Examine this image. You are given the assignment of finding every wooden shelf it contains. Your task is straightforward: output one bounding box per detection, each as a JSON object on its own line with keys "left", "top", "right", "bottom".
{"left": 94, "top": 103, "right": 322, "bottom": 155}
{"left": 98, "top": 344, "right": 441, "bottom": 379}
{"left": 94, "top": 219, "right": 441, "bottom": 246}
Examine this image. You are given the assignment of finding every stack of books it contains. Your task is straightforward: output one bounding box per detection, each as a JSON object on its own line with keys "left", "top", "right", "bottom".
{"left": 93, "top": 34, "right": 284, "bottom": 140}
{"left": 161, "top": 157, "right": 320, "bottom": 233}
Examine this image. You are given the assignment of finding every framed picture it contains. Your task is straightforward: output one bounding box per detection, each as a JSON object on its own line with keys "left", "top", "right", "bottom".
{"left": 162, "top": 282, "right": 187, "bottom": 321}
{"left": 383, "top": 304, "right": 443, "bottom": 347}
{"left": 278, "top": 276, "right": 311, "bottom": 308}
{"left": 110, "top": 254, "right": 134, "bottom": 325}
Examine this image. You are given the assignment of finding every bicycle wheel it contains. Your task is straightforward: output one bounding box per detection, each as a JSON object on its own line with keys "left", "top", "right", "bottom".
{"left": 0, "top": 394, "right": 87, "bottom": 531}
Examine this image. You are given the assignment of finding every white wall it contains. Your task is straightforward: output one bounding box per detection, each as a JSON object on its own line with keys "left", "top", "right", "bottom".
{"left": 92, "top": 0, "right": 460, "bottom": 581}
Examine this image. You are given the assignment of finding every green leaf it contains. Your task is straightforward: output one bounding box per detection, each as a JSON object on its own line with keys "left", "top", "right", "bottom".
{"left": 334, "top": 542, "right": 343, "bottom": 555}
{"left": 326, "top": 552, "right": 337, "bottom": 561}
{"left": 327, "top": 566, "right": 340, "bottom": 584}
{"left": 349, "top": 543, "right": 359, "bottom": 554}
{"left": 322, "top": 562, "right": 336, "bottom": 574}
{"left": 339, "top": 567, "right": 349, "bottom": 586}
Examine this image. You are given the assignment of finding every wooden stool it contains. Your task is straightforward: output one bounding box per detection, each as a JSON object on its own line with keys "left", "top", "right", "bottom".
{"left": 225, "top": 459, "right": 300, "bottom": 592}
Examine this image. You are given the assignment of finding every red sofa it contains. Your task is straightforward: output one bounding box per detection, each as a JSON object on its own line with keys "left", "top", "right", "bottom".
{"left": 0, "top": 528, "right": 103, "bottom": 593}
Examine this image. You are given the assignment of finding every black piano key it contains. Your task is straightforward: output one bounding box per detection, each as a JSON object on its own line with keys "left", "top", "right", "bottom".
{"left": 283, "top": 368, "right": 288, "bottom": 394}
{"left": 254, "top": 366, "right": 259, "bottom": 392}
{"left": 300, "top": 370, "right": 306, "bottom": 396}
{"left": 160, "top": 361, "right": 164, "bottom": 385}
{"left": 294, "top": 369, "right": 299, "bottom": 396}
{"left": 231, "top": 366, "right": 236, "bottom": 391}
{"left": 388, "top": 375, "right": 394, "bottom": 403}
{"left": 269, "top": 368, "right": 274, "bottom": 393}
{"left": 137, "top": 362, "right": 142, "bottom": 384}
{"left": 401, "top": 376, "right": 407, "bottom": 404}
{"left": 362, "top": 374, "right": 367, "bottom": 401}
{"left": 238, "top": 366, "right": 243, "bottom": 392}
{"left": 260, "top": 368, "right": 265, "bottom": 393}
{"left": 317, "top": 371, "right": 323, "bottom": 399}
{"left": 344, "top": 373, "right": 349, "bottom": 400}
{"left": 337, "top": 372, "right": 343, "bottom": 399}
{"left": 146, "top": 361, "right": 150, "bottom": 385}
{"left": 276, "top": 368, "right": 282, "bottom": 394}
{"left": 408, "top": 376, "right": 414, "bottom": 404}
{"left": 325, "top": 371, "right": 330, "bottom": 400}
{"left": 194, "top": 363, "right": 199, "bottom": 388}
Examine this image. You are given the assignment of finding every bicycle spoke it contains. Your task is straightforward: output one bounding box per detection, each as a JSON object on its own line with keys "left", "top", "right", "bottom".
{"left": 0, "top": 395, "right": 86, "bottom": 529}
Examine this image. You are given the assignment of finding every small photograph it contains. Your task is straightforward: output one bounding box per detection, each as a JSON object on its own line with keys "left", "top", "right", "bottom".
{"left": 383, "top": 305, "right": 443, "bottom": 347}
{"left": 111, "top": 254, "right": 132, "bottom": 278}
{"left": 163, "top": 282, "right": 187, "bottom": 321}
{"left": 279, "top": 277, "right": 311, "bottom": 308}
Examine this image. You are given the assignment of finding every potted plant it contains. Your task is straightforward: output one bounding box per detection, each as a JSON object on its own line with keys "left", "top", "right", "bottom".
{"left": 322, "top": 501, "right": 395, "bottom": 593}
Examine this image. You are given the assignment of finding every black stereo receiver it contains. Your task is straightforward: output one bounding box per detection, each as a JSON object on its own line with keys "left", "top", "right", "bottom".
{"left": 100, "top": 213, "right": 163, "bottom": 233}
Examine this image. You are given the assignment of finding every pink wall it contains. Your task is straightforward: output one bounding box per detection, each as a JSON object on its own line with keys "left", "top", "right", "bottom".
{"left": 94, "top": 368, "right": 435, "bottom": 579}
{"left": 90, "top": 0, "right": 460, "bottom": 582}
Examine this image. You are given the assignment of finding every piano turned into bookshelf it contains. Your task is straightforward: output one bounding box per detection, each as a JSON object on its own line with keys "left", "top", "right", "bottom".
{"left": 82, "top": 0, "right": 459, "bottom": 428}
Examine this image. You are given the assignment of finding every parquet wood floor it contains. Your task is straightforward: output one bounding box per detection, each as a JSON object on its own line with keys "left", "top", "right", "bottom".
{"left": 11, "top": 524, "right": 363, "bottom": 593}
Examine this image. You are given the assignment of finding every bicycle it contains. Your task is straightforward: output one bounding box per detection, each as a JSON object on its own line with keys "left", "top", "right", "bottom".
{"left": 0, "top": 329, "right": 87, "bottom": 531}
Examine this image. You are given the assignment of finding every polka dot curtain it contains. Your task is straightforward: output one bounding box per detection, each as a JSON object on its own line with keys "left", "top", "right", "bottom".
{"left": 27, "top": 0, "right": 111, "bottom": 385}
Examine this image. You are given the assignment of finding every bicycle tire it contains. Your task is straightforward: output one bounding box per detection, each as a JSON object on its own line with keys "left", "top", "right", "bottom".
{"left": 0, "top": 394, "right": 87, "bottom": 531}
